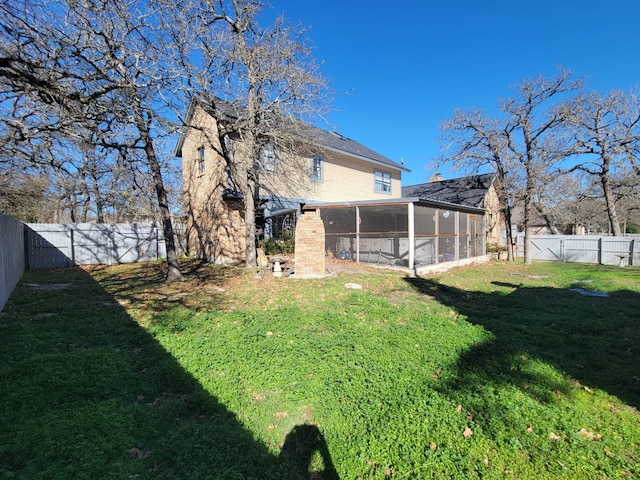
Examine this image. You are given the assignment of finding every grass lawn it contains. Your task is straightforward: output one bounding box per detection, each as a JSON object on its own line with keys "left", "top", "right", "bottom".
{"left": 1, "top": 259, "right": 639, "bottom": 479}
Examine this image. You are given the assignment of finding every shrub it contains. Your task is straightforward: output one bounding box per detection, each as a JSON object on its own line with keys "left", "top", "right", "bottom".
{"left": 260, "top": 235, "right": 295, "bottom": 255}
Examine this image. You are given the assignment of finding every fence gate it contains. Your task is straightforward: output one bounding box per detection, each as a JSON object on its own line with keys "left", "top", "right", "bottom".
{"left": 25, "top": 224, "right": 75, "bottom": 269}
{"left": 528, "top": 236, "right": 564, "bottom": 261}
{"left": 517, "top": 234, "right": 638, "bottom": 266}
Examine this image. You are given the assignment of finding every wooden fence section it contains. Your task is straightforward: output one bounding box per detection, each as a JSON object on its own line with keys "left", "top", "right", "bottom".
{"left": 516, "top": 234, "right": 639, "bottom": 266}
{"left": 25, "top": 223, "right": 168, "bottom": 269}
{"left": 0, "top": 213, "right": 25, "bottom": 312}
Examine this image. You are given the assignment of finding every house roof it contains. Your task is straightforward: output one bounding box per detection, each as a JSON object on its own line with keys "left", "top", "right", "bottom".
{"left": 176, "top": 98, "right": 409, "bottom": 172}
{"left": 401, "top": 173, "right": 496, "bottom": 208}
{"left": 302, "top": 128, "right": 409, "bottom": 172}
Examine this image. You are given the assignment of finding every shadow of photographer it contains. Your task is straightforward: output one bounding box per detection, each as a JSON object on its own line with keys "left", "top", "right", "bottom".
{"left": 280, "top": 424, "right": 340, "bottom": 480}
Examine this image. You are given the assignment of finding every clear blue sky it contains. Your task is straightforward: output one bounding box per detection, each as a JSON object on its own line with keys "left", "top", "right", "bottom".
{"left": 264, "top": 0, "right": 640, "bottom": 186}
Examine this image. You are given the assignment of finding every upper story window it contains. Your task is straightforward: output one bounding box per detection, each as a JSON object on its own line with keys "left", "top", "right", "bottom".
{"left": 311, "top": 155, "right": 324, "bottom": 182}
{"left": 197, "top": 146, "right": 205, "bottom": 175}
{"left": 259, "top": 142, "right": 277, "bottom": 174}
{"left": 374, "top": 169, "right": 392, "bottom": 193}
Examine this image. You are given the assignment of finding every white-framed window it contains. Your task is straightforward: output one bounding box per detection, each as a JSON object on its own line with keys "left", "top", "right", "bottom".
{"left": 311, "top": 154, "right": 324, "bottom": 182}
{"left": 374, "top": 169, "right": 392, "bottom": 193}
{"left": 197, "top": 146, "right": 205, "bottom": 175}
{"left": 259, "top": 142, "right": 277, "bottom": 174}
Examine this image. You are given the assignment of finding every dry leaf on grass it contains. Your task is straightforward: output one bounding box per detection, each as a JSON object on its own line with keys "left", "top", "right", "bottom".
{"left": 274, "top": 411, "right": 288, "bottom": 420}
{"left": 463, "top": 427, "right": 473, "bottom": 438}
{"left": 578, "top": 428, "right": 602, "bottom": 441}
{"left": 549, "top": 432, "right": 561, "bottom": 441}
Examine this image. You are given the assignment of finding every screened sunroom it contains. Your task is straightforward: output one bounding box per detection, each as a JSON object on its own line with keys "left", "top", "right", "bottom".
{"left": 305, "top": 198, "right": 487, "bottom": 272}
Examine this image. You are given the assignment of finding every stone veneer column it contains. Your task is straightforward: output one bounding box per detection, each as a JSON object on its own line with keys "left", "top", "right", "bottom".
{"left": 294, "top": 209, "right": 325, "bottom": 278}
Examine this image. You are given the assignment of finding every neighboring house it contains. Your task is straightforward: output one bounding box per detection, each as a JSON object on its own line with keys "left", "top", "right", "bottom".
{"left": 510, "top": 205, "right": 572, "bottom": 235}
{"left": 176, "top": 100, "right": 409, "bottom": 263}
{"left": 402, "top": 173, "right": 503, "bottom": 246}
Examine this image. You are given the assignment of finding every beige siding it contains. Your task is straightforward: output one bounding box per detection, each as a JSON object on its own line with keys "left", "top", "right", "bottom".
{"left": 313, "top": 152, "right": 402, "bottom": 202}
{"left": 260, "top": 150, "right": 403, "bottom": 203}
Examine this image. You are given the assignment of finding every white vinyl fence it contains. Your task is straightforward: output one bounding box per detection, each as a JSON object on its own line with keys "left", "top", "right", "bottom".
{"left": 25, "top": 223, "right": 171, "bottom": 269}
{"left": 0, "top": 213, "right": 25, "bottom": 312}
{"left": 516, "top": 234, "right": 639, "bottom": 266}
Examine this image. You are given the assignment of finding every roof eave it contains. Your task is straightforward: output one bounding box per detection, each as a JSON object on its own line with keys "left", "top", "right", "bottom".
{"left": 174, "top": 100, "right": 201, "bottom": 158}
{"left": 312, "top": 143, "right": 410, "bottom": 172}
{"left": 303, "top": 197, "right": 484, "bottom": 213}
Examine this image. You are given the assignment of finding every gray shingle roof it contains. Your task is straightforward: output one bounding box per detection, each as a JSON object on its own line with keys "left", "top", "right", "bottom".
{"left": 305, "top": 128, "right": 408, "bottom": 171}
{"left": 201, "top": 98, "right": 408, "bottom": 172}
{"left": 402, "top": 173, "right": 496, "bottom": 208}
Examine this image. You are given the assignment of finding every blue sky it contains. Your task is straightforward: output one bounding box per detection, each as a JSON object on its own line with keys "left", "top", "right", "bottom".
{"left": 264, "top": 0, "right": 640, "bottom": 186}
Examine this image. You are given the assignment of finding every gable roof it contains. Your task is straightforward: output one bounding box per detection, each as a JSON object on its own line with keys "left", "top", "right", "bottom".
{"left": 301, "top": 127, "right": 409, "bottom": 172}
{"left": 175, "top": 98, "right": 409, "bottom": 172}
{"left": 402, "top": 173, "right": 496, "bottom": 208}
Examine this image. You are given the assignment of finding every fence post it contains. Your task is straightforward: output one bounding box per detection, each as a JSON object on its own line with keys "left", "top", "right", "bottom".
{"left": 631, "top": 239, "right": 635, "bottom": 266}
{"left": 70, "top": 226, "right": 75, "bottom": 266}
{"left": 598, "top": 237, "right": 603, "bottom": 265}
{"left": 23, "top": 226, "right": 30, "bottom": 270}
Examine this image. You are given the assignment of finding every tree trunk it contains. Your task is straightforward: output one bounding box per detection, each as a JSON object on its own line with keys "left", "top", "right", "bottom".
{"left": 135, "top": 110, "right": 183, "bottom": 282}
{"left": 523, "top": 196, "right": 533, "bottom": 265}
{"left": 495, "top": 170, "right": 515, "bottom": 261}
{"left": 503, "top": 205, "right": 515, "bottom": 261}
{"left": 92, "top": 176, "right": 105, "bottom": 224}
{"left": 601, "top": 173, "right": 622, "bottom": 236}
{"left": 243, "top": 176, "right": 257, "bottom": 267}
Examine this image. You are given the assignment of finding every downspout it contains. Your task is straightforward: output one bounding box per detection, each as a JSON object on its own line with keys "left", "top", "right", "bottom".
{"left": 355, "top": 205, "right": 360, "bottom": 263}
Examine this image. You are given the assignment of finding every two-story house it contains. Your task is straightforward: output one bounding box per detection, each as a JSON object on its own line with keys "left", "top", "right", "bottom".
{"left": 176, "top": 99, "right": 409, "bottom": 264}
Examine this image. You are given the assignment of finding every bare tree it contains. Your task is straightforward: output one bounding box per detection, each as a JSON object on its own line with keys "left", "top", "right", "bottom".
{"left": 189, "top": 0, "right": 332, "bottom": 267}
{"left": 440, "top": 68, "right": 582, "bottom": 263}
{"left": 440, "top": 108, "right": 519, "bottom": 260}
{"left": 0, "top": 0, "right": 195, "bottom": 280}
{"left": 2, "top": 0, "right": 330, "bottom": 272}
{"left": 0, "top": 170, "right": 49, "bottom": 222}
{"left": 563, "top": 89, "right": 640, "bottom": 236}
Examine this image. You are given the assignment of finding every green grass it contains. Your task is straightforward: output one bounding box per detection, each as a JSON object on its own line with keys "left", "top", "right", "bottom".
{"left": 1, "top": 260, "right": 639, "bottom": 479}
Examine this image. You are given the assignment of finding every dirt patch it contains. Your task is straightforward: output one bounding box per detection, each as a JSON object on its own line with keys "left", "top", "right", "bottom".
{"left": 325, "top": 259, "right": 380, "bottom": 274}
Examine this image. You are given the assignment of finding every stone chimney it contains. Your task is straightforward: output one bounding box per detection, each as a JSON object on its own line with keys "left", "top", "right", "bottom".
{"left": 294, "top": 209, "right": 325, "bottom": 278}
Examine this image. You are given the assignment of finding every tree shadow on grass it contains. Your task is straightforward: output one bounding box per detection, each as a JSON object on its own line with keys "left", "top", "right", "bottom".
{"left": 405, "top": 276, "right": 640, "bottom": 411}
{"left": 84, "top": 259, "right": 246, "bottom": 319}
{"left": 0, "top": 266, "right": 314, "bottom": 479}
